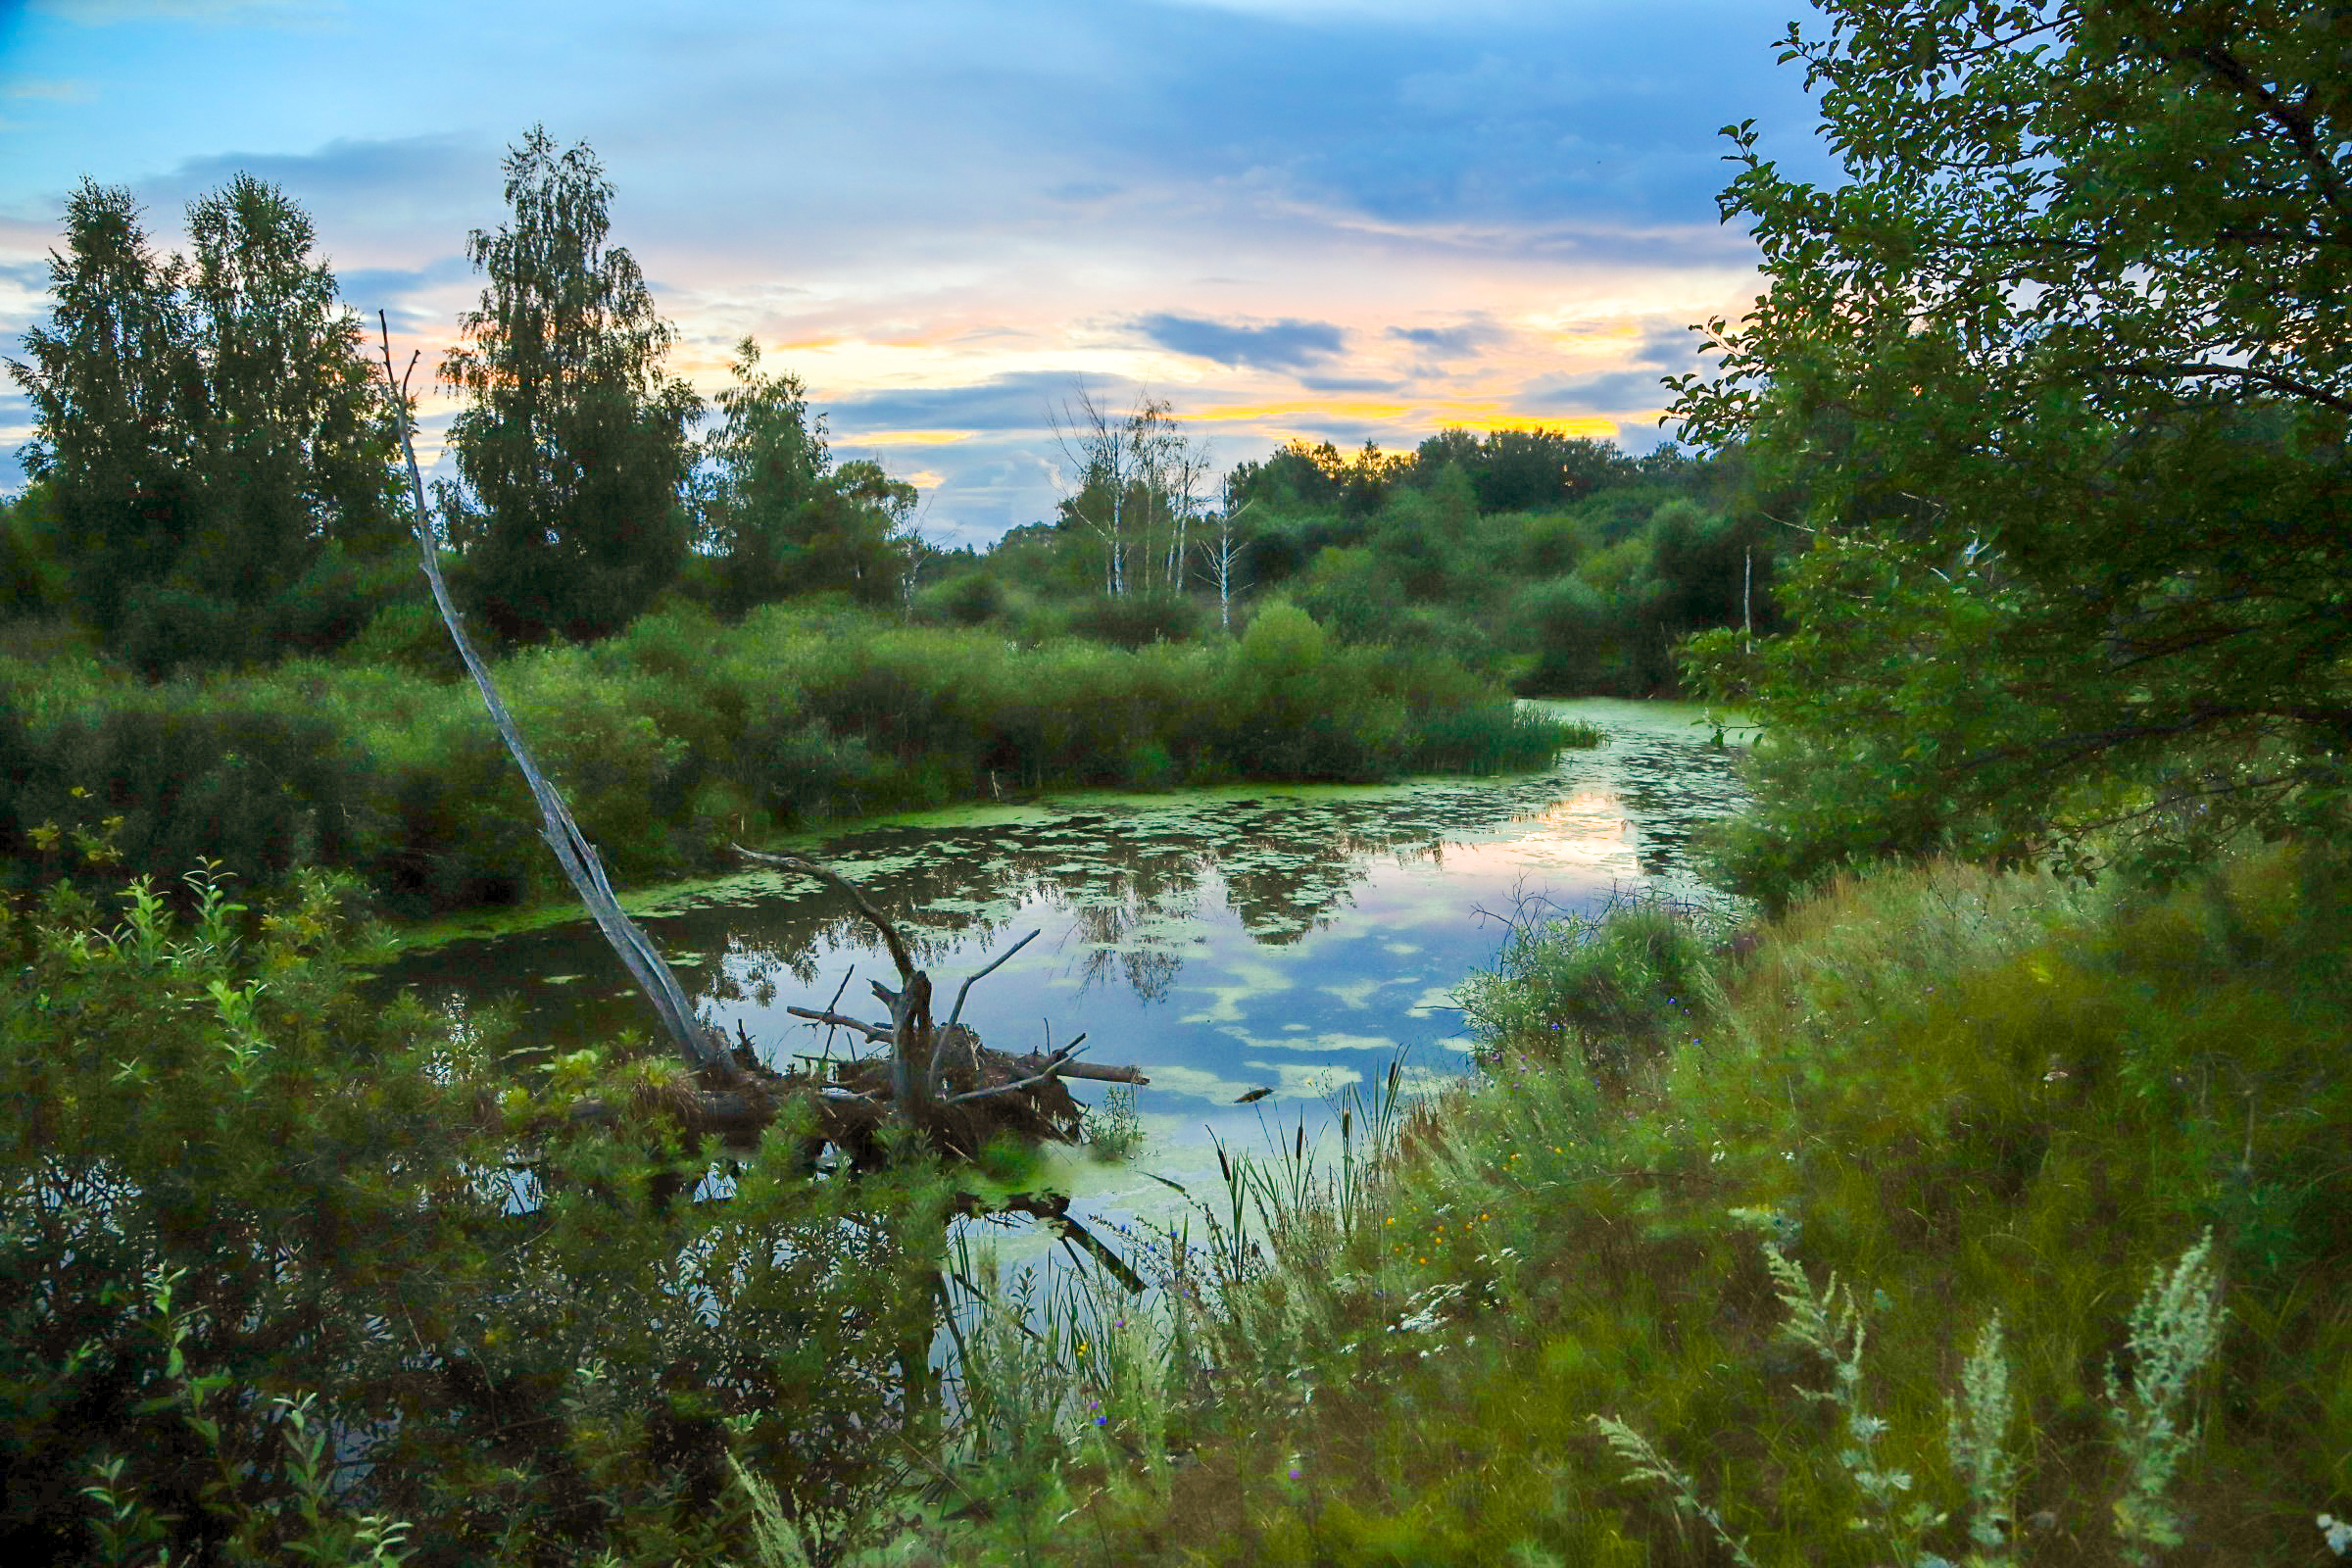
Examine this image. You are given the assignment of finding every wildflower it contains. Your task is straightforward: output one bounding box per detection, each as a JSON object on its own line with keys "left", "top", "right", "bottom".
{"left": 2319, "top": 1514, "right": 2352, "bottom": 1556}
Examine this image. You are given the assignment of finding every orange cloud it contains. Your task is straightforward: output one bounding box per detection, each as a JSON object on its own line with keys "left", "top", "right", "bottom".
{"left": 1183, "top": 397, "right": 1615, "bottom": 441}
{"left": 834, "top": 428, "right": 974, "bottom": 447}
{"left": 1190, "top": 399, "right": 1412, "bottom": 423}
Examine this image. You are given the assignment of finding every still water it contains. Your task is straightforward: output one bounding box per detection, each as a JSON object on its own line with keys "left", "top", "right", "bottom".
{"left": 372, "top": 699, "right": 1749, "bottom": 1263}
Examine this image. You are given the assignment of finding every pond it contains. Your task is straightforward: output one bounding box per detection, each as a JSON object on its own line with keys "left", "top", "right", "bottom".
{"left": 371, "top": 698, "right": 1751, "bottom": 1272}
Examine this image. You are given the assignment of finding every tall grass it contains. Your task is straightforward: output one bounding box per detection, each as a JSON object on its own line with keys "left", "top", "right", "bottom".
{"left": 0, "top": 600, "right": 1584, "bottom": 915}
{"left": 906, "top": 838, "right": 2351, "bottom": 1564}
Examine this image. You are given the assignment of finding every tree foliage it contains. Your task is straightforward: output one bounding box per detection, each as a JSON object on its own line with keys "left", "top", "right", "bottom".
{"left": 6, "top": 177, "right": 400, "bottom": 664}
{"left": 1676, "top": 0, "right": 2351, "bottom": 896}
{"left": 440, "top": 126, "right": 702, "bottom": 644}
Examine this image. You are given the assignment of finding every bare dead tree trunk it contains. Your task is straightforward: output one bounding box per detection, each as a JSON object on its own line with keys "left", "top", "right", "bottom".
{"left": 1743, "top": 547, "right": 1753, "bottom": 656}
{"left": 1202, "top": 490, "right": 1253, "bottom": 632}
{"left": 1053, "top": 385, "right": 1148, "bottom": 599}
{"left": 376, "top": 313, "right": 741, "bottom": 1089}
{"left": 1164, "top": 418, "right": 1209, "bottom": 599}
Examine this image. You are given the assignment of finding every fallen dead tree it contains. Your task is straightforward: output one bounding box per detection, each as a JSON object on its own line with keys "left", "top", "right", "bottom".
{"left": 375, "top": 314, "right": 1151, "bottom": 1294}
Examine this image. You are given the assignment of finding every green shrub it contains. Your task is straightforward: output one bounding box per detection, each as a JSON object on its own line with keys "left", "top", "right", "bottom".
{"left": 1457, "top": 888, "right": 1718, "bottom": 1080}
{"left": 926, "top": 569, "right": 1005, "bottom": 627}
{"left": 1007, "top": 842, "right": 2347, "bottom": 1566}
{"left": 1066, "top": 590, "right": 1203, "bottom": 649}
{"left": 0, "top": 858, "right": 952, "bottom": 1563}
{"left": 0, "top": 601, "right": 1574, "bottom": 915}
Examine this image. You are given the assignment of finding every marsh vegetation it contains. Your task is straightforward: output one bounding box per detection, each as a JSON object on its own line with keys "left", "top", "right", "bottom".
{"left": 4, "top": 0, "right": 2348, "bottom": 1562}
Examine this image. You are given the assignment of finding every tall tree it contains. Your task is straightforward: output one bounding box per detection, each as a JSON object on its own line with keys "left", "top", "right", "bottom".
{"left": 1676, "top": 0, "right": 2351, "bottom": 895}
{"left": 1052, "top": 385, "right": 1140, "bottom": 596}
{"left": 696, "top": 336, "right": 830, "bottom": 613}
{"left": 822, "top": 458, "right": 920, "bottom": 602}
{"left": 7, "top": 176, "right": 398, "bottom": 655}
{"left": 7, "top": 181, "right": 197, "bottom": 637}
{"left": 440, "top": 126, "right": 701, "bottom": 643}
{"left": 180, "top": 173, "right": 406, "bottom": 598}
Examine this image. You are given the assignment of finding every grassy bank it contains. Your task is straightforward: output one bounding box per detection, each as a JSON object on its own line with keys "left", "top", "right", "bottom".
{"left": 0, "top": 599, "right": 1584, "bottom": 917}
{"left": 911, "top": 838, "right": 2350, "bottom": 1565}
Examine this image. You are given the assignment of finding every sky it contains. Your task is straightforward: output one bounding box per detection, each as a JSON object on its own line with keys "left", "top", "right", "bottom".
{"left": 0, "top": 0, "right": 1836, "bottom": 549}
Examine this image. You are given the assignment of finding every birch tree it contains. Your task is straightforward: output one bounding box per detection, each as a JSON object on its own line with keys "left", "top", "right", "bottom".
{"left": 1200, "top": 472, "right": 1254, "bottom": 631}
{"left": 1052, "top": 384, "right": 1138, "bottom": 597}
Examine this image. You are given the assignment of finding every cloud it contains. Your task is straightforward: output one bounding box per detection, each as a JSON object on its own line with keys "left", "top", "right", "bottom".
{"left": 0, "top": 392, "right": 37, "bottom": 493}
{"left": 152, "top": 135, "right": 481, "bottom": 232}
{"left": 824, "top": 370, "right": 1149, "bottom": 439}
{"left": 1521, "top": 368, "right": 1679, "bottom": 409}
{"left": 829, "top": 428, "right": 974, "bottom": 448}
{"left": 1135, "top": 313, "right": 1346, "bottom": 372}
{"left": 1633, "top": 318, "right": 1707, "bottom": 369}
{"left": 4, "top": 78, "right": 94, "bottom": 104}
{"left": 1386, "top": 319, "right": 1501, "bottom": 356}
{"left": 1298, "top": 374, "right": 1400, "bottom": 394}
{"left": 337, "top": 254, "right": 472, "bottom": 307}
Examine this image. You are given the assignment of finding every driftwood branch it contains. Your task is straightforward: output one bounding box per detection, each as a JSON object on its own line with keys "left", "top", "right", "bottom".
{"left": 731, "top": 844, "right": 917, "bottom": 985}
{"left": 941, "top": 1039, "right": 1086, "bottom": 1105}
{"left": 947, "top": 928, "right": 1040, "bottom": 1029}
{"left": 1053, "top": 1060, "right": 1150, "bottom": 1085}
{"left": 375, "top": 314, "right": 735, "bottom": 1086}
{"left": 784, "top": 1006, "right": 895, "bottom": 1045}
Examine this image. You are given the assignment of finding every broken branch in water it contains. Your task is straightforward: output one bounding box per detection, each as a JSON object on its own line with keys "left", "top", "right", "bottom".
{"left": 783, "top": 1005, "right": 896, "bottom": 1045}
{"left": 948, "top": 928, "right": 1041, "bottom": 1029}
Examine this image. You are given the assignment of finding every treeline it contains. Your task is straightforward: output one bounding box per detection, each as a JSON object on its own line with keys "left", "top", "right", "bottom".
{"left": 888, "top": 424, "right": 1777, "bottom": 700}
{"left": 2, "top": 122, "right": 1764, "bottom": 704}
{"left": 1, "top": 127, "right": 938, "bottom": 675}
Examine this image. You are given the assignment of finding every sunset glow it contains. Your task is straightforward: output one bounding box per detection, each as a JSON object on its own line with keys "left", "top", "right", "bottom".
{"left": 0, "top": 0, "right": 1832, "bottom": 546}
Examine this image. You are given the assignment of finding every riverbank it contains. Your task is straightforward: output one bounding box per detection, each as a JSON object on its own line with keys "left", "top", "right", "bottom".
{"left": 0, "top": 599, "right": 1589, "bottom": 921}
{"left": 913, "top": 835, "right": 2352, "bottom": 1565}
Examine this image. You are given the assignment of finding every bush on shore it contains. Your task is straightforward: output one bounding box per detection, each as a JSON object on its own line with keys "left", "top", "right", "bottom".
{"left": 0, "top": 600, "right": 1579, "bottom": 916}
{"left": 917, "top": 836, "right": 2351, "bottom": 1565}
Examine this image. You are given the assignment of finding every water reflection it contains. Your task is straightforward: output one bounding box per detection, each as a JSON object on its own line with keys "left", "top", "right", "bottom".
{"left": 373, "top": 701, "right": 1748, "bottom": 1174}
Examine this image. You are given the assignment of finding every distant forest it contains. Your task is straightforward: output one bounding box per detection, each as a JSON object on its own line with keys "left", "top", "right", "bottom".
{"left": 0, "top": 126, "right": 1763, "bottom": 701}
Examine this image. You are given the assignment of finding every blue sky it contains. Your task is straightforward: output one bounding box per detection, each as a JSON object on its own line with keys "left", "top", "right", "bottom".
{"left": 0, "top": 0, "right": 1833, "bottom": 547}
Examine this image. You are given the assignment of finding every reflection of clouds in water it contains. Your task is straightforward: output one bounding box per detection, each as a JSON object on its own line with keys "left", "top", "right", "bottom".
{"left": 1382, "top": 940, "right": 1421, "bottom": 956}
{"left": 1316, "top": 975, "right": 1399, "bottom": 1009}
{"left": 1133, "top": 1063, "right": 1254, "bottom": 1103}
{"left": 1241, "top": 1059, "right": 1364, "bottom": 1099}
{"left": 1177, "top": 955, "right": 1296, "bottom": 1024}
{"left": 1216, "top": 1026, "right": 1399, "bottom": 1055}
{"left": 1414, "top": 827, "right": 1642, "bottom": 885}
{"left": 1404, "top": 985, "right": 1462, "bottom": 1018}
